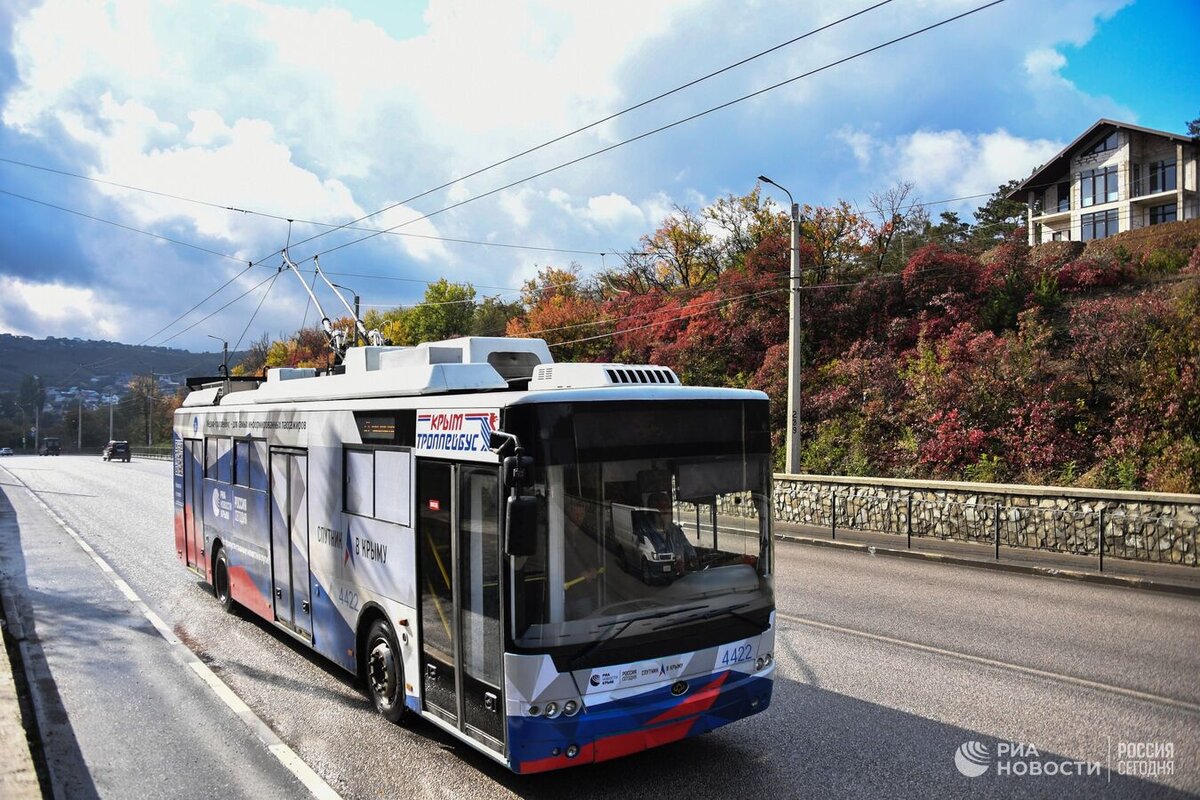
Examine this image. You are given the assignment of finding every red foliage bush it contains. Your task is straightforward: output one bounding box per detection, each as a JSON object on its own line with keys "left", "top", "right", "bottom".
{"left": 1056, "top": 257, "right": 1131, "bottom": 292}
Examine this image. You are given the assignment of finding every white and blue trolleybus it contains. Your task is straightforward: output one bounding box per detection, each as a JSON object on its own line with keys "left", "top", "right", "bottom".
{"left": 173, "top": 335, "right": 776, "bottom": 773}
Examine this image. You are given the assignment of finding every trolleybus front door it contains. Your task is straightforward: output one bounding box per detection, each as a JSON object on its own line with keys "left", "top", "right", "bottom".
{"left": 418, "top": 461, "right": 504, "bottom": 752}
{"left": 270, "top": 449, "right": 312, "bottom": 639}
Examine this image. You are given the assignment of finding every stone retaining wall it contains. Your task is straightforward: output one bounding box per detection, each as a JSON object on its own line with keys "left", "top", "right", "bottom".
{"left": 767, "top": 475, "right": 1199, "bottom": 567}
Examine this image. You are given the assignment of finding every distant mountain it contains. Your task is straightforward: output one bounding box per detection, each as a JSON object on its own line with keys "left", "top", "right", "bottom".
{"left": 0, "top": 334, "right": 232, "bottom": 392}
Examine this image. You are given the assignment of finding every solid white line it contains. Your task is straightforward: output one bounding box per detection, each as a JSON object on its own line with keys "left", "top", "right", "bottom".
{"left": 1, "top": 465, "right": 344, "bottom": 800}
{"left": 777, "top": 611, "right": 1200, "bottom": 715}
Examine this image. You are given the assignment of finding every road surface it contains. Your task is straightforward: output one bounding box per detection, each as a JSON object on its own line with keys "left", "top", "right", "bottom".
{"left": 1, "top": 456, "right": 1197, "bottom": 798}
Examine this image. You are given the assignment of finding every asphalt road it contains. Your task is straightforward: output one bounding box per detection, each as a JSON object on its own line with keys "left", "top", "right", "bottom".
{"left": 1, "top": 455, "right": 1197, "bottom": 799}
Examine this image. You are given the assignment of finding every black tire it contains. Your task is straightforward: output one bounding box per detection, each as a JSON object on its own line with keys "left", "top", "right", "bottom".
{"left": 213, "top": 547, "right": 235, "bottom": 613}
{"left": 365, "top": 619, "right": 409, "bottom": 724}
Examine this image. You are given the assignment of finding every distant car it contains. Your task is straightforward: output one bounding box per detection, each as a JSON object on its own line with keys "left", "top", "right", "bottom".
{"left": 0, "top": 447, "right": 13, "bottom": 456}
{"left": 102, "top": 440, "right": 131, "bottom": 462}
{"left": 40, "top": 438, "right": 60, "bottom": 456}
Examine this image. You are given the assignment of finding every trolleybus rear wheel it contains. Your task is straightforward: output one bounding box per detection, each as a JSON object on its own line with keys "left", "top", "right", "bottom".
{"left": 366, "top": 619, "right": 410, "bottom": 724}
{"left": 213, "top": 547, "right": 235, "bottom": 613}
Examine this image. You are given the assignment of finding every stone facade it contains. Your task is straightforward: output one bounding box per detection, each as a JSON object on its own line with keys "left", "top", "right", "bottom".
{"left": 768, "top": 475, "right": 1198, "bottom": 567}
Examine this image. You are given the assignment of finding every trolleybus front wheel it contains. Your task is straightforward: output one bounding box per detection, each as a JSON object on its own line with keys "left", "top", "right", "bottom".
{"left": 213, "top": 547, "right": 235, "bottom": 613}
{"left": 366, "top": 619, "right": 410, "bottom": 725}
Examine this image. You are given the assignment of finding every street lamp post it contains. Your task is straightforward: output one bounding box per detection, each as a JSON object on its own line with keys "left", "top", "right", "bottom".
{"left": 332, "top": 283, "right": 361, "bottom": 347}
{"left": 758, "top": 175, "right": 803, "bottom": 475}
{"left": 206, "top": 334, "right": 229, "bottom": 378}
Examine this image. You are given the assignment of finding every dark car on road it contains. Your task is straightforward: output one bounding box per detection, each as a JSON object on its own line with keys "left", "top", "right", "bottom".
{"left": 102, "top": 440, "right": 131, "bottom": 462}
{"left": 40, "top": 437, "right": 60, "bottom": 456}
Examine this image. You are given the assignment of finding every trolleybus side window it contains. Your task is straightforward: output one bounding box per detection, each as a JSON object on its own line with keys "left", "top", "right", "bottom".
{"left": 374, "top": 449, "right": 411, "bottom": 527}
{"left": 344, "top": 446, "right": 413, "bottom": 526}
{"left": 233, "top": 438, "right": 268, "bottom": 491}
{"left": 205, "top": 436, "right": 233, "bottom": 482}
{"left": 345, "top": 448, "right": 374, "bottom": 516}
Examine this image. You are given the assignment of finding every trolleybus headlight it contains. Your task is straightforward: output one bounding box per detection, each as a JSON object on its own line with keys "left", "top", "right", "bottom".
{"left": 544, "top": 701, "right": 560, "bottom": 718}
{"left": 563, "top": 699, "right": 579, "bottom": 716}
{"left": 755, "top": 657, "right": 765, "bottom": 672}
{"left": 566, "top": 744, "right": 580, "bottom": 759}
{"left": 528, "top": 705, "right": 540, "bottom": 717}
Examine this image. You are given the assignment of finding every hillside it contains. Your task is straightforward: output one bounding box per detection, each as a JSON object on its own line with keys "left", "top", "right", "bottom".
{"left": 0, "top": 334, "right": 227, "bottom": 391}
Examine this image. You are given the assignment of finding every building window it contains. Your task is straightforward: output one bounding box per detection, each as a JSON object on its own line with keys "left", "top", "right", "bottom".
{"left": 1081, "top": 165, "right": 1118, "bottom": 207}
{"left": 1051, "top": 231, "right": 1068, "bottom": 241}
{"left": 1149, "top": 204, "right": 1177, "bottom": 226}
{"left": 1056, "top": 180, "right": 1070, "bottom": 213}
{"left": 1081, "top": 132, "right": 1118, "bottom": 157}
{"left": 1081, "top": 209, "right": 1119, "bottom": 241}
{"left": 1146, "top": 161, "right": 1176, "bottom": 194}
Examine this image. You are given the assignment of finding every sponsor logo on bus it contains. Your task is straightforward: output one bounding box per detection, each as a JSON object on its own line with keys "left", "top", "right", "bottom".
{"left": 415, "top": 409, "right": 500, "bottom": 462}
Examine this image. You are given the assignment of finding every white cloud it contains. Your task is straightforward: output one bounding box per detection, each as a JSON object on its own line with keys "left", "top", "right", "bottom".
{"left": 855, "top": 127, "right": 1064, "bottom": 211}
{"left": 587, "top": 193, "right": 644, "bottom": 228}
{"left": 0, "top": 277, "right": 120, "bottom": 339}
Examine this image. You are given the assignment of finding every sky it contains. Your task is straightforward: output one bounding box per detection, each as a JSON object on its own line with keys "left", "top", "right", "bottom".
{"left": 0, "top": 0, "right": 1195, "bottom": 355}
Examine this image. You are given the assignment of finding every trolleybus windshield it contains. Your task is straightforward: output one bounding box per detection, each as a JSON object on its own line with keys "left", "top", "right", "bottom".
{"left": 506, "top": 400, "right": 773, "bottom": 667}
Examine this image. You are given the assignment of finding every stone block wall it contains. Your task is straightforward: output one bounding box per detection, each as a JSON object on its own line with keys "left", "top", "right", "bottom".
{"left": 768, "top": 475, "right": 1199, "bottom": 567}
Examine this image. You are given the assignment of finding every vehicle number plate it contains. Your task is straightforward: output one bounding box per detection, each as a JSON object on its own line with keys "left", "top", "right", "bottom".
{"left": 718, "top": 640, "right": 755, "bottom": 667}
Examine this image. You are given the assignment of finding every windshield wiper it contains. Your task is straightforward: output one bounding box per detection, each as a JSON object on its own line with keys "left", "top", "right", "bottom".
{"left": 569, "top": 604, "right": 707, "bottom": 668}
{"left": 652, "top": 601, "right": 760, "bottom": 631}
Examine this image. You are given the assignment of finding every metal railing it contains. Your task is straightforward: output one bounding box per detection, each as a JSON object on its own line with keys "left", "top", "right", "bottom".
{"left": 130, "top": 446, "right": 173, "bottom": 461}
{"left": 777, "top": 489, "right": 1198, "bottom": 571}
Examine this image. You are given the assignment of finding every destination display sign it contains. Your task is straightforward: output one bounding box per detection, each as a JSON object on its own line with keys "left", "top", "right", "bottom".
{"left": 414, "top": 408, "right": 500, "bottom": 462}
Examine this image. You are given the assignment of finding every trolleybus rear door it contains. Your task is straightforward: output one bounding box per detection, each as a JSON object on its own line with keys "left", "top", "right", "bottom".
{"left": 417, "top": 461, "right": 505, "bottom": 752}
{"left": 184, "top": 439, "right": 204, "bottom": 571}
{"left": 270, "top": 449, "right": 312, "bottom": 639}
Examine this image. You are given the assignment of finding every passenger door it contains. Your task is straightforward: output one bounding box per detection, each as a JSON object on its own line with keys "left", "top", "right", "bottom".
{"left": 270, "top": 449, "right": 312, "bottom": 639}
{"left": 417, "top": 461, "right": 504, "bottom": 752}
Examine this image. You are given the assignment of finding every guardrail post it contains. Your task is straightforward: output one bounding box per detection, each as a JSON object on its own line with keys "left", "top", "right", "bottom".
{"left": 1098, "top": 507, "right": 1105, "bottom": 573}
{"left": 831, "top": 494, "right": 837, "bottom": 541}
{"left": 906, "top": 495, "right": 913, "bottom": 548}
{"left": 994, "top": 503, "right": 1001, "bottom": 560}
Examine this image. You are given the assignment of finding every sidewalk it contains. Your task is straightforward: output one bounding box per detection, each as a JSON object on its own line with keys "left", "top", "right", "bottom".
{"left": 775, "top": 520, "right": 1200, "bottom": 596}
{"left": 0, "top": 600, "right": 41, "bottom": 799}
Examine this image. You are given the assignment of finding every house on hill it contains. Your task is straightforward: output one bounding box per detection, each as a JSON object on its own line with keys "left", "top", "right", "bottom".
{"left": 1009, "top": 119, "right": 1198, "bottom": 245}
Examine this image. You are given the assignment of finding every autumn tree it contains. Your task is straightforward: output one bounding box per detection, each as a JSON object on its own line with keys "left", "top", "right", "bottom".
{"left": 405, "top": 279, "right": 477, "bottom": 344}
{"left": 800, "top": 199, "right": 873, "bottom": 280}
{"left": 621, "top": 206, "right": 720, "bottom": 290}
{"left": 506, "top": 265, "right": 606, "bottom": 362}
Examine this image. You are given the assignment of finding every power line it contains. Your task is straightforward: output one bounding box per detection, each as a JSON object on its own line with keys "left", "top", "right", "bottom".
{"left": 0, "top": 157, "right": 615, "bottom": 257}
{"left": 0, "top": 187, "right": 244, "bottom": 263}
{"left": 156, "top": 270, "right": 278, "bottom": 346}
{"left": 292, "top": 0, "right": 1009, "bottom": 267}
{"left": 257, "top": 0, "right": 898, "bottom": 264}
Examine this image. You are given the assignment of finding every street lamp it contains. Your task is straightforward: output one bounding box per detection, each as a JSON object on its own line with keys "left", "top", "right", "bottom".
{"left": 758, "top": 175, "right": 803, "bottom": 475}
{"left": 206, "top": 334, "right": 229, "bottom": 378}
{"left": 332, "top": 283, "right": 362, "bottom": 347}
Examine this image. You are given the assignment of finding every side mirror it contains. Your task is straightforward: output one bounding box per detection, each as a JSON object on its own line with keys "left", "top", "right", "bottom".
{"left": 503, "top": 455, "right": 534, "bottom": 490}
{"left": 505, "top": 495, "right": 538, "bottom": 557}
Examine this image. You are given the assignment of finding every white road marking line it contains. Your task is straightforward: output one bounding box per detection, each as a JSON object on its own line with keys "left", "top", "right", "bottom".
{"left": 777, "top": 611, "right": 1200, "bottom": 715}
{"left": 0, "top": 465, "right": 344, "bottom": 800}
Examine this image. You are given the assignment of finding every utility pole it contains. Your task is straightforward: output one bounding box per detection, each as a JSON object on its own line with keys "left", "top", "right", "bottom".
{"left": 78, "top": 395, "right": 83, "bottom": 451}
{"left": 109, "top": 400, "right": 114, "bottom": 441}
{"left": 354, "top": 294, "right": 362, "bottom": 347}
{"left": 758, "top": 175, "right": 803, "bottom": 474}
{"left": 147, "top": 369, "right": 154, "bottom": 447}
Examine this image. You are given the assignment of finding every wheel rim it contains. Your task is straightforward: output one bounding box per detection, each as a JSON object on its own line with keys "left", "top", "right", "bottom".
{"left": 216, "top": 558, "right": 229, "bottom": 602}
{"left": 368, "top": 637, "right": 397, "bottom": 707}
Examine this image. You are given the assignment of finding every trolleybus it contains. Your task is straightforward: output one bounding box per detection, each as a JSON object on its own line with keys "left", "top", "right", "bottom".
{"left": 173, "top": 336, "right": 775, "bottom": 773}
